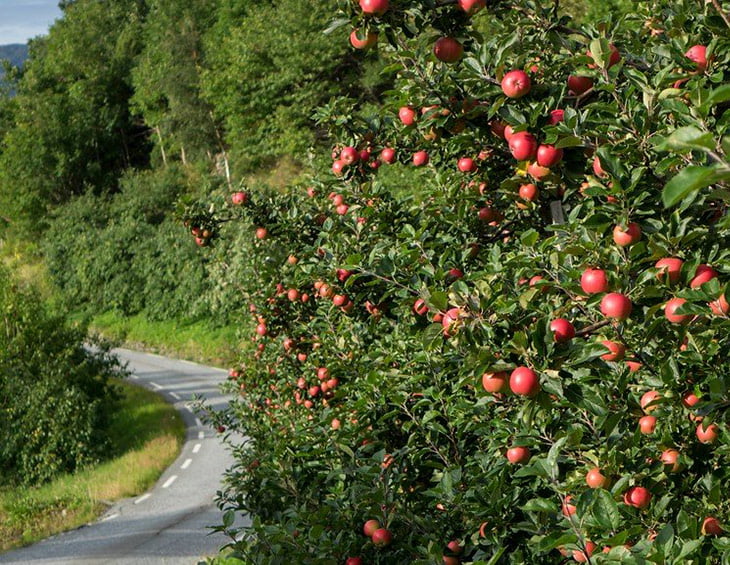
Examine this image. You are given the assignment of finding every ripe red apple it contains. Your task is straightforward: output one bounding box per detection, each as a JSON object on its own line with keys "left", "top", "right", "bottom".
{"left": 709, "top": 294, "right": 729, "bottom": 316}
{"left": 600, "top": 292, "right": 632, "bottom": 320}
{"left": 573, "top": 541, "right": 597, "bottom": 563}
{"left": 433, "top": 37, "right": 463, "bottom": 63}
{"left": 548, "top": 109, "right": 565, "bottom": 125}
{"left": 613, "top": 222, "right": 642, "bottom": 246}
{"left": 337, "top": 268, "right": 353, "bottom": 282}
{"left": 481, "top": 371, "right": 508, "bottom": 393}
{"left": 398, "top": 106, "right": 416, "bottom": 126}
{"left": 457, "top": 157, "right": 477, "bottom": 173}
{"left": 640, "top": 390, "right": 661, "bottom": 413}
{"left": 561, "top": 495, "right": 577, "bottom": 517}
{"left": 510, "top": 367, "right": 540, "bottom": 397}
{"left": 585, "top": 467, "right": 607, "bottom": 489}
{"left": 690, "top": 264, "right": 718, "bottom": 288}
{"left": 359, "top": 0, "right": 389, "bottom": 16}
{"left": 581, "top": 268, "right": 609, "bottom": 294}
{"left": 340, "top": 146, "right": 359, "bottom": 165}
{"left": 332, "top": 294, "right": 348, "bottom": 307}
{"left": 592, "top": 155, "right": 607, "bottom": 178}
{"left": 458, "top": 0, "right": 486, "bottom": 14}
{"left": 413, "top": 150, "right": 429, "bottom": 167}
{"left": 506, "top": 446, "right": 531, "bottom": 464}
{"left": 501, "top": 70, "right": 531, "bottom": 98}
{"left": 413, "top": 298, "right": 428, "bottom": 316}
{"left": 446, "top": 540, "right": 463, "bottom": 555}
{"left": 332, "top": 159, "right": 347, "bottom": 176}
{"left": 661, "top": 449, "right": 681, "bottom": 473}
{"left": 655, "top": 257, "right": 683, "bottom": 284}
{"left": 380, "top": 147, "right": 396, "bottom": 164}
{"left": 702, "top": 517, "right": 723, "bottom": 536}
{"left": 682, "top": 391, "right": 700, "bottom": 408}
{"left": 346, "top": 557, "right": 363, "bottom": 565}
{"left": 287, "top": 288, "right": 300, "bottom": 302}
{"left": 600, "top": 340, "right": 625, "bottom": 361}
{"left": 442, "top": 307, "right": 464, "bottom": 336}
{"left": 550, "top": 318, "right": 575, "bottom": 343}
{"left": 587, "top": 43, "right": 621, "bottom": 68}
{"left": 231, "top": 191, "right": 249, "bottom": 205}
{"left": 685, "top": 44, "right": 708, "bottom": 72}
{"left": 371, "top": 528, "right": 393, "bottom": 547}
{"left": 665, "top": 298, "right": 692, "bottom": 324}
{"left": 363, "top": 519, "right": 381, "bottom": 537}
{"left": 623, "top": 486, "right": 652, "bottom": 509}
{"left": 696, "top": 422, "right": 719, "bottom": 444}
{"left": 256, "top": 323, "right": 268, "bottom": 336}
{"left": 536, "top": 145, "right": 563, "bottom": 167}
{"left": 518, "top": 183, "right": 538, "bottom": 201}
{"left": 350, "top": 29, "right": 378, "bottom": 49}
{"left": 255, "top": 227, "right": 268, "bottom": 240}
{"left": 508, "top": 131, "right": 538, "bottom": 161}
{"left": 567, "top": 75, "right": 593, "bottom": 95}
{"left": 639, "top": 415, "right": 657, "bottom": 434}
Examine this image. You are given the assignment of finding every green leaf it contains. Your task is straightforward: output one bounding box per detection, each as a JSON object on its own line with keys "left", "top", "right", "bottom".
{"left": 676, "top": 539, "right": 702, "bottom": 560}
{"left": 591, "top": 489, "right": 621, "bottom": 531}
{"left": 521, "top": 497, "right": 557, "bottom": 513}
{"left": 662, "top": 165, "right": 721, "bottom": 208}
{"left": 657, "top": 126, "right": 715, "bottom": 153}
{"left": 588, "top": 38, "right": 608, "bottom": 69}
{"left": 705, "top": 84, "right": 730, "bottom": 107}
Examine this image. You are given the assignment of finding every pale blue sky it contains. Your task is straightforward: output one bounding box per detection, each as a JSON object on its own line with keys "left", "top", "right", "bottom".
{"left": 0, "top": 0, "right": 62, "bottom": 44}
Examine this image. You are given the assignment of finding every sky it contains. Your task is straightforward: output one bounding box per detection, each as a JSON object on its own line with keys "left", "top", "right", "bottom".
{"left": 0, "top": 0, "right": 62, "bottom": 45}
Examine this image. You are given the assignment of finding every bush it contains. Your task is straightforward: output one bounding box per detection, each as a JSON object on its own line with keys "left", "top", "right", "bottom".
{"left": 0, "top": 266, "right": 125, "bottom": 485}
{"left": 196, "top": 0, "right": 730, "bottom": 563}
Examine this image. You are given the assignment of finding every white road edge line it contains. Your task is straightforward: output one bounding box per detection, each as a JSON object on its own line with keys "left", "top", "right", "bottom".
{"left": 150, "top": 382, "right": 163, "bottom": 390}
{"left": 101, "top": 513, "right": 119, "bottom": 522}
{"left": 192, "top": 443, "right": 201, "bottom": 453}
{"left": 170, "top": 392, "right": 181, "bottom": 400}
{"left": 134, "top": 493, "right": 151, "bottom": 505}
{"left": 181, "top": 458, "right": 193, "bottom": 470}
{"left": 130, "top": 375, "right": 139, "bottom": 380}
{"left": 198, "top": 431, "right": 205, "bottom": 439}
{"left": 162, "top": 475, "right": 178, "bottom": 489}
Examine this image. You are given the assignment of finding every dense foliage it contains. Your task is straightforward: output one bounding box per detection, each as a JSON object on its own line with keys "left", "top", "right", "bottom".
{"left": 185, "top": 0, "right": 730, "bottom": 563}
{"left": 0, "top": 266, "right": 125, "bottom": 485}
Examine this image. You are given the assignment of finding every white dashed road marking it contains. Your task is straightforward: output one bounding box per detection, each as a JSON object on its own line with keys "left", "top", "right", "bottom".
{"left": 134, "top": 493, "right": 151, "bottom": 505}
{"left": 150, "top": 382, "right": 163, "bottom": 390}
{"left": 192, "top": 443, "right": 201, "bottom": 454}
{"left": 170, "top": 392, "right": 180, "bottom": 400}
{"left": 162, "top": 475, "right": 178, "bottom": 489}
{"left": 181, "top": 458, "right": 193, "bottom": 470}
{"left": 198, "top": 431, "right": 205, "bottom": 439}
{"left": 101, "top": 513, "right": 119, "bottom": 522}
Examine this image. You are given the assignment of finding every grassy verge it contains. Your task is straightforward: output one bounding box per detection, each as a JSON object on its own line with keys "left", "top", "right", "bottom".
{"left": 80, "top": 310, "right": 241, "bottom": 368}
{"left": 0, "top": 380, "right": 185, "bottom": 552}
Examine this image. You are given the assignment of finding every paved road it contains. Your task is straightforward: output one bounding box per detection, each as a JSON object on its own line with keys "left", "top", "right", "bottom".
{"left": 0, "top": 348, "right": 245, "bottom": 565}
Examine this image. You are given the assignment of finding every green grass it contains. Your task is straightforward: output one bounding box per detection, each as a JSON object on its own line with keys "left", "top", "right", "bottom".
{"left": 81, "top": 310, "right": 241, "bottom": 368}
{"left": 0, "top": 380, "right": 185, "bottom": 552}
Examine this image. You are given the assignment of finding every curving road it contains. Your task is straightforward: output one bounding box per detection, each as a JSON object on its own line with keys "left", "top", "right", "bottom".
{"left": 0, "top": 348, "right": 246, "bottom": 565}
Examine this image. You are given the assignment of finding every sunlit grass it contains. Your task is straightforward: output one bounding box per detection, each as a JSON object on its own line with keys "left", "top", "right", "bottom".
{"left": 0, "top": 380, "right": 185, "bottom": 552}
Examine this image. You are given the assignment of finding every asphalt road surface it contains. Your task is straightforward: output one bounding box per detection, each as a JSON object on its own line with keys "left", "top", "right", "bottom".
{"left": 0, "top": 348, "right": 246, "bottom": 565}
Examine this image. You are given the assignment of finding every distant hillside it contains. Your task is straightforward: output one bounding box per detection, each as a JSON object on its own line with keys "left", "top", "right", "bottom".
{"left": 0, "top": 44, "right": 28, "bottom": 69}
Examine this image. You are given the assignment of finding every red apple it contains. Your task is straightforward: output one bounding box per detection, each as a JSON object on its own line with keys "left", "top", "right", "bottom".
{"left": 363, "top": 519, "right": 381, "bottom": 537}
{"left": 585, "top": 467, "right": 607, "bottom": 489}
{"left": 481, "top": 371, "right": 508, "bottom": 393}
{"left": 510, "top": 367, "right": 540, "bottom": 396}
{"left": 639, "top": 415, "right": 657, "bottom": 434}
{"left": 702, "top": 517, "right": 723, "bottom": 536}
{"left": 600, "top": 293, "right": 632, "bottom": 320}
{"left": 359, "top": 0, "right": 389, "bottom": 16}
{"left": 398, "top": 106, "right": 416, "bottom": 126}
{"left": 508, "top": 131, "right": 538, "bottom": 161}
{"left": 682, "top": 391, "right": 700, "bottom": 408}
{"left": 549, "top": 109, "right": 565, "bottom": 125}
{"left": 340, "top": 146, "right": 359, "bottom": 165}
{"left": 561, "top": 495, "right": 577, "bottom": 517}
{"left": 256, "top": 323, "right": 268, "bottom": 336}
{"left": 536, "top": 145, "right": 563, "bottom": 167}
{"left": 231, "top": 191, "right": 249, "bottom": 205}
{"left": 527, "top": 161, "right": 551, "bottom": 180}
{"left": 592, "top": 155, "right": 607, "bottom": 178}
{"left": 506, "top": 446, "right": 531, "bottom": 464}
{"left": 332, "top": 159, "right": 347, "bottom": 176}
{"left": 350, "top": 29, "right": 378, "bottom": 49}
{"left": 685, "top": 44, "right": 708, "bottom": 72}
{"left": 413, "top": 298, "right": 428, "bottom": 316}
{"left": 640, "top": 390, "right": 661, "bottom": 413}
{"left": 380, "top": 147, "right": 396, "bottom": 164}
{"left": 587, "top": 43, "right": 621, "bottom": 68}
{"left": 661, "top": 449, "right": 681, "bottom": 473}
{"left": 600, "top": 340, "right": 625, "bottom": 361}
{"left": 442, "top": 307, "right": 464, "bottom": 336}
{"left": 413, "top": 150, "right": 429, "bottom": 166}
{"left": 655, "top": 257, "right": 684, "bottom": 284}
{"left": 371, "top": 528, "right": 393, "bottom": 547}
{"left": 446, "top": 540, "right": 463, "bottom": 555}
{"left": 550, "top": 318, "right": 575, "bottom": 342}
{"left": 255, "top": 227, "right": 268, "bottom": 240}
{"left": 433, "top": 37, "right": 463, "bottom": 63}
{"left": 623, "top": 486, "right": 652, "bottom": 509}
{"left": 458, "top": 0, "right": 486, "bottom": 14}
{"left": 518, "top": 183, "right": 539, "bottom": 201}
{"left": 581, "top": 268, "right": 609, "bottom": 294}
{"left": 501, "top": 70, "right": 531, "bottom": 98}
{"left": 573, "top": 541, "right": 597, "bottom": 563}
{"left": 696, "top": 422, "right": 719, "bottom": 444}
{"left": 613, "top": 222, "right": 641, "bottom": 246}
{"left": 665, "top": 298, "right": 692, "bottom": 324}
{"left": 457, "top": 157, "right": 477, "bottom": 173}
{"left": 567, "top": 75, "right": 593, "bottom": 95}
{"left": 346, "top": 558, "right": 363, "bottom": 565}
{"left": 709, "top": 294, "right": 729, "bottom": 316}
{"left": 690, "top": 264, "right": 718, "bottom": 288}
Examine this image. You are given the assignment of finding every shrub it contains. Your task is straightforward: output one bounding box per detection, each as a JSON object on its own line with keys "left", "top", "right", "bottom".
{"left": 197, "top": 0, "right": 730, "bottom": 562}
